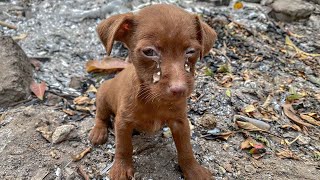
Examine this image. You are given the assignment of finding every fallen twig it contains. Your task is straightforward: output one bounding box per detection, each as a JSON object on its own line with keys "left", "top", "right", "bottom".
{"left": 0, "top": 20, "right": 17, "bottom": 29}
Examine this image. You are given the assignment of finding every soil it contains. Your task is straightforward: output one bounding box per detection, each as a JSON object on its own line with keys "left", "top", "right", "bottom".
{"left": 1, "top": 0, "right": 320, "bottom": 180}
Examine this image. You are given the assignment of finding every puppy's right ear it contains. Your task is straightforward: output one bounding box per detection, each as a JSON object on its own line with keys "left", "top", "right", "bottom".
{"left": 97, "top": 13, "right": 134, "bottom": 56}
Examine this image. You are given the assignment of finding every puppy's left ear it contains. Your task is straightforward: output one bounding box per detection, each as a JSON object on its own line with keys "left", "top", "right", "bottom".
{"left": 195, "top": 15, "right": 217, "bottom": 59}
{"left": 97, "top": 13, "right": 135, "bottom": 56}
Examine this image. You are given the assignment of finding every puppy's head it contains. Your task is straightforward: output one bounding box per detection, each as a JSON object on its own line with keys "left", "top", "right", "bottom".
{"left": 97, "top": 4, "right": 216, "bottom": 102}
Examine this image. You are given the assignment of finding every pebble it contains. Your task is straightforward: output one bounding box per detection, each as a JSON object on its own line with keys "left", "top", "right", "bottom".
{"left": 51, "top": 124, "right": 75, "bottom": 144}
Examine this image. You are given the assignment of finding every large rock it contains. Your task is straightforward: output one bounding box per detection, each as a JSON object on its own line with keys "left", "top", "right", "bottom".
{"left": 306, "top": 0, "right": 320, "bottom": 5}
{"left": 0, "top": 36, "right": 32, "bottom": 108}
{"left": 270, "top": 0, "right": 315, "bottom": 22}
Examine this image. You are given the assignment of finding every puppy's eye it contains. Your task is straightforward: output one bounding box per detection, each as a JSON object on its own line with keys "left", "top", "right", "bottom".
{"left": 142, "top": 47, "right": 159, "bottom": 58}
{"left": 186, "top": 48, "right": 196, "bottom": 56}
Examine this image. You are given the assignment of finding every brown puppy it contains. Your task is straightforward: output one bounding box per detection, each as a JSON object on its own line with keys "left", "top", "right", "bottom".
{"left": 89, "top": 4, "right": 216, "bottom": 180}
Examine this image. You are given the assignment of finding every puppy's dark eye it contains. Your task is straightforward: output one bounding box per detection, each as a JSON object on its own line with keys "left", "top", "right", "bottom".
{"left": 142, "top": 47, "right": 159, "bottom": 58}
{"left": 186, "top": 48, "right": 196, "bottom": 56}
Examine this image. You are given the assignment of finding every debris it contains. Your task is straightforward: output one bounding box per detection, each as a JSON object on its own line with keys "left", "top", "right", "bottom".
{"left": 162, "top": 128, "right": 172, "bottom": 138}
{"left": 285, "top": 36, "right": 320, "bottom": 59}
{"left": 243, "top": 104, "right": 256, "bottom": 113}
{"left": 276, "top": 149, "right": 299, "bottom": 160}
{"left": 226, "top": 89, "right": 232, "bottom": 97}
{"left": 197, "top": 114, "right": 217, "bottom": 129}
{"left": 30, "top": 81, "right": 47, "bottom": 100}
{"left": 36, "top": 126, "right": 53, "bottom": 142}
{"left": 234, "top": 115, "right": 270, "bottom": 131}
{"left": 300, "top": 114, "right": 320, "bottom": 126}
{"left": 86, "top": 57, "right": 129, "bottom": 73}
{"left": 202, "top": 131, "right": 234, "bottom": 141}
{"left": 12, "top": 33, "right": 28, "bottom": 41}
{"left": 30, "top": 168, "right": 49, "bottom": 180}
{"left": 236, "top": 120, "right": 264, "bottom": 131}
{"left": 73, "top": 96, "right": 92, "bottom": 105}
{"left": 72, "top": 147, "right": 92, "bottom": 162}
{"left": 86, "top": 84, "right": 97, "bottom": 93}
{"left": 51, "top": 125, "right": 75, "bottom": 144}
{"left": 0, "top": 20, "right": 17, "bottom": 29}
{"left": 282, "top": 104, "right": 313, "bottom": 128}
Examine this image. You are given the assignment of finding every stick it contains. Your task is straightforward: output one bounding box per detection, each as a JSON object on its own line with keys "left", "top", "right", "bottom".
{"left": 0, "top": 20, "right": 17, "bottom": 30}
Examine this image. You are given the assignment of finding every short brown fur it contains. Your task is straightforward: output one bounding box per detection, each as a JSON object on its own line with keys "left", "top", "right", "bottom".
{"left": 89, "top": 4, "right": 217, "bottom": 180}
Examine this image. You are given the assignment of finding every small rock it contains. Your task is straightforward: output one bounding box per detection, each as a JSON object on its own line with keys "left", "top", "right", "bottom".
{"left": 51, "top": 125, "right": 75, "bottom": 144}
{"left": 197, "top": 114, "right": 217, "bottom": 129}
{"left": 218, "top": 165, "right": 227, "bottom": 174}
{"left": 270, "top": 0, "right": 315, "bottom": 22}
{"left": 306, "top": 0, "right": 320, "bottom": 5}
{"left": 50, "top": 149, "right": 60, "bottom": 159}
{"left": 31, "top": 168, "right": 49, "bottom": 180}
{"left": 261, "top": 0, "right": 274, "bottom": 5}
{"left": 0, "top": 36, "right": 33, "bottom": 108}
{"left": 244, "top": 165, "right": 256, "bottom": 173}
{"left": 223, "top": 163, "right": 233, "bottom": 172}
{"left": 69, "top": 76, "right": 84, "bottom": 90}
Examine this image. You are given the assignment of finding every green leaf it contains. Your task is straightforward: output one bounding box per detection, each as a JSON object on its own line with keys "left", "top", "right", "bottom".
{"left": 226, "top": 89, "right": 231, "bottom": 97}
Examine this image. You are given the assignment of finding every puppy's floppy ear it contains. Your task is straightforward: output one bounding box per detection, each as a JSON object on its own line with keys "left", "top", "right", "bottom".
{"left": 195, "top": 15, "right": 217, "bottom": 59}
{"left": 97, "top": 13, "right": 134, "bottom": 56}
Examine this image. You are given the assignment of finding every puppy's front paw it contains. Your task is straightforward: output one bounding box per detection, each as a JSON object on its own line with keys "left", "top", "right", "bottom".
{"left": 109, "top": 159, "right": 134, "bottom": 180}
{"left": 89, "top": 125, "right": 108, "bottom": 145}
{"left": 182, "top": 163, "right": 213, "bottom": 180}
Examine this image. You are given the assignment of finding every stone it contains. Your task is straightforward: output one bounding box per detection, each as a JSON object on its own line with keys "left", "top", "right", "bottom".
{"left": 51, "top": 124, "right": 75, "bottom": 144}
{"left": 0, "top": 36, "right": 32, "bottom": 108}
{"left": 269, "top": 0, "right": 315, "bottom": 22}
{"left": 306, "top": 0, "right": 320, "bottom": 5}
{"left": 261, "top": 0, "right": 274, "bottom": 5}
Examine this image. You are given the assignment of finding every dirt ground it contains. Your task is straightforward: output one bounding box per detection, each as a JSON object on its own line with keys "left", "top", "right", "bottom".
{"left": 1, "top": 0, "right": 320, "bottom": 180}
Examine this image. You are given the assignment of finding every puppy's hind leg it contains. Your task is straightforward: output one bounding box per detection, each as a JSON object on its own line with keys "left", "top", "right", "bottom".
{"left": 89, "top": 86, "right": 112, "bottom": 145}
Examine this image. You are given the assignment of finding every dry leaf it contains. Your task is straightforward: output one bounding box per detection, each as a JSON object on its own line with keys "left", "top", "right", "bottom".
{"left": 12, "top": 33, "right": 28, "bottom": 41}
{"left": 240, "top": 137, "right": 257, "bottom": 149}
{"left": 75, "top": 106, "right": 91, "bottom": 112}
{"left": 282, "top": 104, "right": 313, "bottom": 128}
{"left": 62, "top": 109, "right": 76, "bottom": 116}
{"left": 86, "top": 57, "right": 129, "bottom": 73}
{"left": 233, "top": 1, "right": 244, "bottom": 10}
{"left": 243, "top": 104, "right": 256, "bottom": 113}
{"left": 30, "top": 81, "right": 47, "bottom": 100}
{"left": 235, "top": 121, "right": 264, "bottom": 131}
{"left": 72, "top": 147, "right": 92, "bottom": 162}
{"left": 262, "top": 95, "right": 272, "bottom": 108}
{"left": 280, "top": 124, "right": 302, "bottom": 132}
{"left": 202, "top": 131, "right": 234, "bottom": 141}
{"left": 300, "top": 114, "right": 320, "bottom": 126}
{"left": 36, "top": 126, "right": 52, "bottom": 142}
{"left": 285, "top": 36, "right": 320, "bottom": 59}
{"left": 30, "top": 59, "right": 42, "bottom": 70}
{"left": 86, "top": 84, "right": 97, "bottom": 93}
{"left": 73, "top": 96, "right": 91, "bottom": 105}
{"left": 276, "top": 149, "right": 299, "bottom": 160}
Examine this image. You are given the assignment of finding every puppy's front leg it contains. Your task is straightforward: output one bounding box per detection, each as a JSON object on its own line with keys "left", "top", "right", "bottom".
{"left": 109, "top": 116, "right": 134, "bottom": 180}
{"left": 168, "top": 118, "right": 213, "bottom": 180}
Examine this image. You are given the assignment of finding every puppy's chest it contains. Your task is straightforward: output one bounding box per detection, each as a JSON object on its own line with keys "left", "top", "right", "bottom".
{"left": 133, "top": 108, "right": 173, "bottom": 133}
